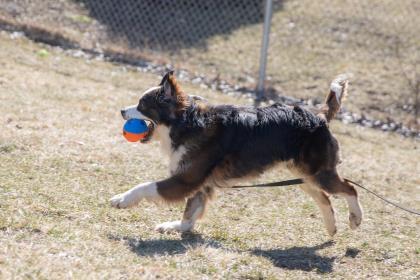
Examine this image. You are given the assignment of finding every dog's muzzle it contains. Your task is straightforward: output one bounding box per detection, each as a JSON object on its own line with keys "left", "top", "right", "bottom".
{"left": 121, "top": 105, "right": 156, "bottom": 143}
{"left": 121, "top": 105, "right": 151, "bottom": 121}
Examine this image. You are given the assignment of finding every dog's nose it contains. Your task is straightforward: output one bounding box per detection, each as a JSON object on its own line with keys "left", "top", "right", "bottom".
{"left": 120, "top": 109, "right": 126, "bottom": 118}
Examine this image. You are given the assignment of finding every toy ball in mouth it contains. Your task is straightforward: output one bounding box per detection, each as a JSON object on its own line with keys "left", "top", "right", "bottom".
{"left": 123, "top": 119, "right": 148, "bottom": 142}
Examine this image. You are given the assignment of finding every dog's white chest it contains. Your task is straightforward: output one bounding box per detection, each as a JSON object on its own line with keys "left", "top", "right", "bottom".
{"left": 155, "top": 125, "right": 187, "bottom": 174}
{"left": 169, "top": 146, "right": 187, "bottom": 174}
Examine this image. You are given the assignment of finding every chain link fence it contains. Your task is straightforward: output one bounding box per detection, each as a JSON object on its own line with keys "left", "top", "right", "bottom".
{"left": 264, "top": 0, "right": 419, "bottom": 124}
{"left": 0, "top": 0, "right": 268, "bottom": 84}
{"left": 0, "top": 0, "right": 418, "bottom": 131}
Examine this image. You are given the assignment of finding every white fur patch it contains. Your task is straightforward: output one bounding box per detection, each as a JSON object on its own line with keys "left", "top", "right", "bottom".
{"left": 345, "top": 195, "right": 363, "bottom": 229}
{"left": 122, "top": 104, "right": 150, "bottom": 121}
{"left": 170, "top": 145, "right": 187, "bottom": 174}
{"left": 155, "top": 125, "right": 172, "bottom": 156}
{"left": 155, "top": 220, "right": 194, "bottom": 232}
{"left": 155, "top": 205, "right": 203, "bottom": 233}
{"left": 143, "top": 86, "right": 161, "bottom": 95}
{"left": 110, "top": 182, "right": 159, "bottom": 208}
{"left": 330, "top": 82, "right": 343, "bottom": 102}
{"left": 154, "top": 125, "right": 188, "bottom": 174}
{"left": 330, "top": 74, "right": 351, "bottom": 103}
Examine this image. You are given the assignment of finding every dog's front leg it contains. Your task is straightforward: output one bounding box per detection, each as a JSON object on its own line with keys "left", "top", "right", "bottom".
{"left": 111, "top": 155, "right": 213, "bottom": 210}
{"left": 110, "top": 173, "right": 205, "bottom": 209}
{"left": 110, "top": 182, "right": 159, "bottom": 209}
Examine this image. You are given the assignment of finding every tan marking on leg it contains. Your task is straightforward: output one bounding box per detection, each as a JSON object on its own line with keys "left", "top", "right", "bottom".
{"left": 300, "top": 184, "right": 337, "bottom": 237}
{"left": 312, "top": 171, "right": 363, "bottom": 230}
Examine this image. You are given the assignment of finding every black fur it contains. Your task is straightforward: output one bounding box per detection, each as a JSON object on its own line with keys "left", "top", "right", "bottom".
{"left": 167, "top": 101, "right": 334, "bottom": 180}
{"left": 116, "top": 72, "right": 362, "bottom": 236}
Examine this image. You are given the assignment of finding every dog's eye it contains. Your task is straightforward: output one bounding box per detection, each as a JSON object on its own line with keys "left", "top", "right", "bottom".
{"left": 138, "top": 101, "right": 145, "bottom": 111}
{"left": 157, "top": 93, "right": 170, "bottom": 104}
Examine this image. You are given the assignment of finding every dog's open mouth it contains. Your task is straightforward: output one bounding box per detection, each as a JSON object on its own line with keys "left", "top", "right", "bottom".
{"left": 140, "top": 121, "right": 155, "bottom": 143}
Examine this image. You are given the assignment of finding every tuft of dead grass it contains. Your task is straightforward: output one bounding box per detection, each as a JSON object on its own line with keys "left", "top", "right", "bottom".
{"left": 0, "top": 32, "right": 419, "bottom": 279}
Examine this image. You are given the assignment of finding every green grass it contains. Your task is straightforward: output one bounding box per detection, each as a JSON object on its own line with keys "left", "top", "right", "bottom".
{"left": 0, "top": 32, "right": 419, "bottom": 279}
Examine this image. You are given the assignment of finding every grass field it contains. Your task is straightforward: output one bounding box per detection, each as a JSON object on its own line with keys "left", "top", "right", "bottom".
{"left": 0, "top": 32, "right": 419, "bottom": 279}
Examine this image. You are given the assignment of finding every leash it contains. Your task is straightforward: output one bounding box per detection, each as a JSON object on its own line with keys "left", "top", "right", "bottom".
{"left": 232, "top": 178, "right": 420, "bottom": 216}
{"left": 344, "top": 178, "right": 420, "bottom": 216}
{"left": 232, "top": 178, "right": 304, "bottom": 188}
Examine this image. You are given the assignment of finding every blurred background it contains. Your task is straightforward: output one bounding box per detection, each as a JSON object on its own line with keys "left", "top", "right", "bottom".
{"left": 1, "top": 2, "right": 419, "bottom": 278}
{"left": 0, "top": 0, "right": 419, "bottom": 136}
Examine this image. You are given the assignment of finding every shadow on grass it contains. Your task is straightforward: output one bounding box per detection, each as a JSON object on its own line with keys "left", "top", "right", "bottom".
{"left": 108, "top": 232, "right": 222, "bottom": 256}
{"left": 251, "top": 240, "right": 336, "bottom": 273}
{"left": 78, "top": 0, "right": 283, "bottom": 51}
{"left": 109, "top": 233, "right": 357, "bottom": 273}
{"left": 344, "top": 247, "right": 360, "bottom": 258}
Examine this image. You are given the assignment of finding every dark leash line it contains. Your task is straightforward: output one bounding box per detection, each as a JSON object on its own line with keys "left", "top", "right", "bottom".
{"left": 232, "top": 178, "right": 304, "bottom": 188}
{"left": 232, "top": 178, "right": 420, "bottom": 216}
{"left": 344, "top": 178, "right": 420, "bottom": 216}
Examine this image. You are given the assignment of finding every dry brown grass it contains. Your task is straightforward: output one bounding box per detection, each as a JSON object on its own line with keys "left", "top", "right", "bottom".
{"left": 0, "top": 32, "right": 419, "bottom": 279}
{"left": 1, "top": 0, "right": 419, "bottom": 127}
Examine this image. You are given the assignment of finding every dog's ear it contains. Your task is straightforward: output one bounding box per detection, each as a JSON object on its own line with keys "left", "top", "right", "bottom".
{"left": 160, "top": 71, "right": 176, "bottom": 98}
{"left": 160, "top": 71, "right": 189, "bottom": 109}
{"left": 161, "top": 71, "right": 186, "bottom": 99}
{"left": 159, "top": 70, "right": 174, "bottom": 86}
{"left": 162, "top": 77, "right": 174, "bottom": 98}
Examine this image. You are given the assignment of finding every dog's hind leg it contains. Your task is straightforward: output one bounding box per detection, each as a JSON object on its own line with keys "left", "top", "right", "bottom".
{"left": 313, "top": 170, "right": 363, "bottom": 230}
{"left": 300, "top": 184, "right": 337, "bottom": 237}
{"left": 156, "top": 187, "right": 214, "bottom": 233}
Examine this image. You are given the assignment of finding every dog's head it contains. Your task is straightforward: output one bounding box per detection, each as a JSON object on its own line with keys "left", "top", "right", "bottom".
{"left": 121, "top": 71, "right": 192, "bottom": 142}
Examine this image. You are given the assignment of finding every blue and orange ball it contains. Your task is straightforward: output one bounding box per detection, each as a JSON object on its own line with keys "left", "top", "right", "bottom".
{"left": 123, "top": 119, "right": 148, "bottom": 142}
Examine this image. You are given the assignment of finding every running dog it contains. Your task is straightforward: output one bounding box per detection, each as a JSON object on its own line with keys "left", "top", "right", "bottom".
{"left": 110, "top": 71, "right": 362, "bottom": 236}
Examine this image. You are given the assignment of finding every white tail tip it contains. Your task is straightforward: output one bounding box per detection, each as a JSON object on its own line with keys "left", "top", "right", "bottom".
{"left": 330, "top": 74, "right": 352, "bottom": 103}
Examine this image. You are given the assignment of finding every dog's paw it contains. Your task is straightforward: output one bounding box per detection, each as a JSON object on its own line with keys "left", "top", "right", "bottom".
{"left": 155, "top": 221, "right": 193, "bottom": 233}
{"left": 327, "top": 225, "right": 337, "bottom": 237}
{"left": 349, "top": 212, "right": 362, "bottom": 229}
{"left": 324, "top": 217, "right": 337, "bottom": 237}
{"left": 110, "top": 192, "right": 137, "bottom": 209}
{"left": 323, "top": 211, "right": 337, "bottom": 237}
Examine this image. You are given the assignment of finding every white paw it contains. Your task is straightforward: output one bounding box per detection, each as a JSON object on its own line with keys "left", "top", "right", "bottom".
{"left": 110, "top": 192, "right": 138, "bottom": 209}
{"left": 349, "top": 212, "right": 362, "bottom": 229}
{"left": 155, "top": 221, "right": 193, "bottom": 233}
{"left": 346, "top": 196, "right": 362, "bottom": 229}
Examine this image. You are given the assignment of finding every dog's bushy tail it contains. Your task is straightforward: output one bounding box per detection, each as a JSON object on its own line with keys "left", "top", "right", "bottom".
{"left": 318, "top": 74, "right": 350, "bottom": 122}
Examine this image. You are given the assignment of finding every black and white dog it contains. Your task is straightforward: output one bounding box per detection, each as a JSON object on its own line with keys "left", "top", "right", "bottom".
{"left": 111, "top": 71, "right": 362, "bottom": 236}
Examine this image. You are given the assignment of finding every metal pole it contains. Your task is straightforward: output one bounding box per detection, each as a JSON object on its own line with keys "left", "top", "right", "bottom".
{"left": 256, "top": 0, "right": 273, "bottom": 100}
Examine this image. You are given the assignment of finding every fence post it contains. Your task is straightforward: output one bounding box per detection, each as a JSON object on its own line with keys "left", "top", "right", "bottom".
{"left": 256, "top": 0, "right": 273, "bottom": 100}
